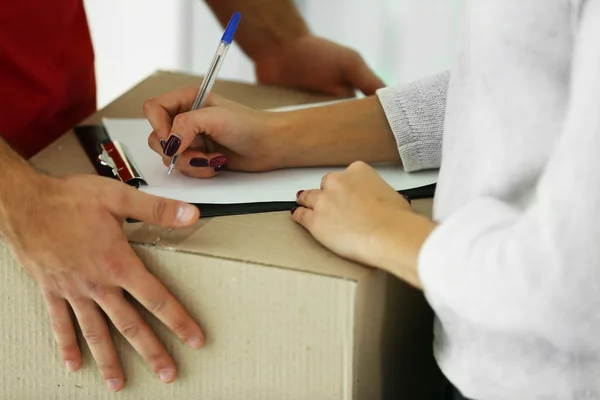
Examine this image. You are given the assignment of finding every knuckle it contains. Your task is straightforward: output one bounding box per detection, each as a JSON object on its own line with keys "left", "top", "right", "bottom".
{"left": 147, "top": 133, "right": 155, "bottom": 149}
{"left": 182, "top": 84, "right": 196, "bottom": 92}
{"left": 119, "top": 321, "right": 141, "bottom": 339}
{"left": 312, "top": 194, "right": 324, "bottom": 209}
{"left": 347, "top": 49, "right": 361, "bottom": 63}
{"left": 172, "top": 113, "right": 189, "bottom": 130}
{"left": 82, "top": 329, "right": 107, "bottom": 345}
{"left": 152, "top": 198, "right": 170, "bottom": 224}
{"left": 98, "top": 363, "right": 121, "bottom": 380}
{"left": 323, "top": 172, "right": 342, "bottom": 187}
{"left": 146, "top": 296, "right": 167, "bottom": 314}
{"left": 104, "top": 258, "right": 128, "bottom": 281}
{"left": 170, "top": 320, "right": 190, "bottom": 338}
{"left": 320, "top": 172, "right": 332, "bottom": 188}
{"left": 83, "top": 279, "right": 110, "bottom": 299}
{"left": 348, "top": 160, "right": 367, "bottom": 170}
{"left": 142, "top": 98, "right": 156, "bottom": 115}
{"left": 294, "top": 207, "right": 306, "bottom": 222}
{"left": 49, "top": 316, "right": 72, "bottom": 335}
{"left": 57, "top": 342, "right": 79, "bottom": 358}
{"left": 147, "top": 352, "right": 167, "bottom": 367}
{"left": 111, "top": 184, "right": 132, "bottom": 212}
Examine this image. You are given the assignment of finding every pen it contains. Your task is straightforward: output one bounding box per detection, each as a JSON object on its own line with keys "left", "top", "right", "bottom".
{"left": 168, "top": 11, "right": 241, "bottom": 175}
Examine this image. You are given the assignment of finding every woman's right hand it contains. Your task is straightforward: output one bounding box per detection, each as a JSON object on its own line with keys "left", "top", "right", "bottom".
{"left": 143, "top": 86, "right": 287, "bottom": 178}
{"left": 143, "top": 86, "right": 401, "bottom": 178}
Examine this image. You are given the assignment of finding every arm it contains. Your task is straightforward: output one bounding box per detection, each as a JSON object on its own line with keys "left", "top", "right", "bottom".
{"left": 143, "top": 71, "right": 448, "bottom": 178}
{"left": 204, "top": 0, "right": 385, "bottom": 96}
{"left": 204, "top": 0, "right": 309, "bottom": 61}
{"left": 380, "top": 1, "right": 600, "bottom": 335}
{"left": 0, "top": 136, "right": 204, "bottom": 391}
{"left": 376, "top": 71, "right": 449, "bottom": 171}
{"left": 272, "top": 71, "right": 449, "bottom": 170}
{"left": 0, "top": 137, "right": 42, "bottom": 237}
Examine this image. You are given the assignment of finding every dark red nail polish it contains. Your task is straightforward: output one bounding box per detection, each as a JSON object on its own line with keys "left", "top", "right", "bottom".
{"left": 209, "top": 156, "right": 227, "bottom": 170}
{"left": 164, "top": 135, "right": 181, "bottom": 157}
{"left": 296, "top": 190, "right": 304, "bottom": 198}
{"left": 160, "top": 139, "right": 167, "bottom": 151}
{"left": 291, "top": 206, "right": 298, "bottom": 215}
{"left": 189, "top": 158, "right": 209, "bottom": 167}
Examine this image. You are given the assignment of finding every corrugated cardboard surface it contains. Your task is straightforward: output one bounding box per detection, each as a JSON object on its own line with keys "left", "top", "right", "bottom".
{"left": 1, "top": 243, "right": 366, "bottom": 399}
{"left": 0, "top": 71, "right": 443, "bottom": 399}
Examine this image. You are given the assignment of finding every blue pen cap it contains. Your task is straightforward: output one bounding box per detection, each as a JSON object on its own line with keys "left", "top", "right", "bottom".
{"left": 221, "top": 12, "right": 241, "bottom": 44}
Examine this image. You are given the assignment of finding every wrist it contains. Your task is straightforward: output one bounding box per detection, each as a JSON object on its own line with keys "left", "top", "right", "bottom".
{"left": 250, "top": 29, "right": 311, "bottom": 64}
{"left": 0, "top": 171, "right": 53, "bottom": 238}
{"left": 205, "top": 0, "right": 311, "bottom": 63}
{"left": 369, "top": 210, "right": 437, "bottom": 289}
{"left": 267, "top": 97, "right": 401, "bottom": 169}
{"left": 267, "top": 110, "right": 319, "bottom": 169}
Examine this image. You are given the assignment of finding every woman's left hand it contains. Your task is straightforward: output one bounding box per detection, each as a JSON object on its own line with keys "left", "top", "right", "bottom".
{"left": 292, "top": 161, "right": 409, "bottom": 264}
{"left": 292, "top": 161, "right": 435, "bottom": 288}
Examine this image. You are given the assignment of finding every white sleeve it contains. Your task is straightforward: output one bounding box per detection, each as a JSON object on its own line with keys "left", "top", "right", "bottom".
{"left": 376, "top": 71, "right": 449, "bottom": 172}
{"left": 418, "top": 0, "right": 600, "bottom": 344}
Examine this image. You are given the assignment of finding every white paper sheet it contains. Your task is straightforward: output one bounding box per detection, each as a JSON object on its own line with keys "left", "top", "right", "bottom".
{"left": 102, "top": 118, "right": 438, "bottom": 204}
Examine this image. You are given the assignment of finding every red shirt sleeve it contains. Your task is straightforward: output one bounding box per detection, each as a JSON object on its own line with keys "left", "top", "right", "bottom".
{"left": 0, "top": 0, "right": 96, "bottom": 158}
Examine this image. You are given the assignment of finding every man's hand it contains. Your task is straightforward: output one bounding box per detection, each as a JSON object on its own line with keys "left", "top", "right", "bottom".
{"left": 254, "top": 35, "right": 385, "bottom": 97}
{"left": 2, "top": 173, "right": 203, "bottom": 392}
{"left": 204, "top": 0, "right": 385, "bottom": 96}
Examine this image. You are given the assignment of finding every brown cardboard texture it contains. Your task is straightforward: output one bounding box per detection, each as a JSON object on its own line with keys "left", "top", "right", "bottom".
{"left": 0, "top": 71, "right": 442, "bottom": 399}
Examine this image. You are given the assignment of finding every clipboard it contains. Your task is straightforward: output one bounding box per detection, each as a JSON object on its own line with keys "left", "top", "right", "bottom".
{"left": 74, "top": 124, "right": 436, "bottom": 218}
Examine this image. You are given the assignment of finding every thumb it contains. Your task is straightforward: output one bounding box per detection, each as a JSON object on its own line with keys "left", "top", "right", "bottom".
{"left": 108, "top": 182, "right": 199, "bottom": 227}
{"left": 345, "top": 54, "right": 386, "bottom": 96}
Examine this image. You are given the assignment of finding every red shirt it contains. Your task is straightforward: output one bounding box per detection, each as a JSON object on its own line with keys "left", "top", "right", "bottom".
{"left": 0, "top": 1, "right": 96, "bottom": 159}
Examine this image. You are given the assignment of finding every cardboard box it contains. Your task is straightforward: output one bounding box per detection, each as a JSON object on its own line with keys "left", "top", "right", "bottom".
{"left": 0, "top": 72, "right": 442, "bottom": 399}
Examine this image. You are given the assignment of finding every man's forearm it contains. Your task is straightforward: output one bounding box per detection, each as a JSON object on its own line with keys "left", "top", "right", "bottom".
{"left": 204, "top": 0, "right": 310, "bottom": 61}
{"left": 0, "top": 138, "right": 41, "bottom": 235}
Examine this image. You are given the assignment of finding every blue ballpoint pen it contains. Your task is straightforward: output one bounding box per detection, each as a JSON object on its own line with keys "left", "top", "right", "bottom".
{"left": 167, "top": 12, "right": 241, "bottom": 175}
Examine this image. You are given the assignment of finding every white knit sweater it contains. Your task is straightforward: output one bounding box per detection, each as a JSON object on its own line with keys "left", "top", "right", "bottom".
{"left": 377, "top": 1, "right": 600, "bottom": 399}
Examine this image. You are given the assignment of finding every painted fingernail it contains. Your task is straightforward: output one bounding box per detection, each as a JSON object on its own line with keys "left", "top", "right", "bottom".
{"left": 296, "top": 190, "right": 304, "bottom": 199}
{"left": 106, "top": 379, "right": 121, "bottom": 392}
{"left": 177, "top": 204, "right": 197, "bottom": 223}
{"left": 189, "top": 157, "right": 209, "bottom": 167}
{"left": 209, "top": 156, "right": 227, "bottom": 171}
{"left": 65, "top": 360, "right": 78, "bottom": 372}
{"left": 159, "top": 369, "right": 175, "bottom": 383}
{"left": 160, "top": 139, "right": 167, "bottom": 152}
{"left": 186, "top": 335, "right": 202, "bottom": 349}
{"left": 164, "top": 135, "right": 181, "bottom": 157}
{"left": 291, "top": 206, "right": 298, "bottom": 215}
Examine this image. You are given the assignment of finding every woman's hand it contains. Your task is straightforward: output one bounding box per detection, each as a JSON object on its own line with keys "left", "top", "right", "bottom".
{"left": 143, "top": 87, "right": 287, "bottom": 178}
{"left": 143, "top": 87, "right": 401, "bottom": 177}
{"left": 292, "top": 161, "right": 436, "bottom": 288}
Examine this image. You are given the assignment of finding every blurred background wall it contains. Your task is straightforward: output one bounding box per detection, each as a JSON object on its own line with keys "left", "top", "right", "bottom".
{"left": 83, "top": 0, "right": 466, "bottom": 108}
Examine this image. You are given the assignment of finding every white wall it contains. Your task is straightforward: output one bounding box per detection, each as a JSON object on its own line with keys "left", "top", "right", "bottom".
{"left": 84, "top": 0, "right": 465, "bottom": 108}
{"left": 83, "top": 0, "right": 189, "bottom": 107}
